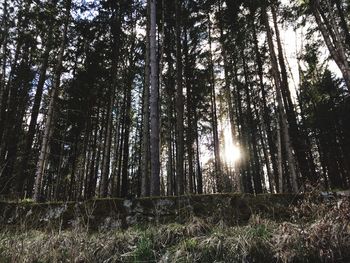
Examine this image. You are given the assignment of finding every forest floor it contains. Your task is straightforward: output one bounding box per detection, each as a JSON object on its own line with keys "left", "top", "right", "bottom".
{"left": 0, "top": 194, "right": 349, "bottom": 263}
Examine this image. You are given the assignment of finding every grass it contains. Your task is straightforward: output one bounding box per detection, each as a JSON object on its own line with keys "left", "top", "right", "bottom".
{"left": 0, "top": 196, "right": 349, "bottom": 262}
{"left": 133, "top": 230, "right": 155, "bottom": 262}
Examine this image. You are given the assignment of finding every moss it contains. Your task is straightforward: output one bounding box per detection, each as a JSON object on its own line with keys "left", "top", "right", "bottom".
{"left": 91, "top": 197, "right": 124, "bottom": 201}
{"left": 0, "top": 193, "right": 323, "bottom": 231}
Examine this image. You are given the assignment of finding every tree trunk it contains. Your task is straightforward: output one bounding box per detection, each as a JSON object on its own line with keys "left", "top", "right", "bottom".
{"left": 0, "top": 2, "right": 29, "bottom": 165}
{"left": 18, "top": 25, "right": 54, "bottom": 195}
{"left": 218, "top": 2, "right": 240, "bottom": 192}
{"left": 263, "top": 7, "right": 298, "bottom": 193}
{"left": 1, "top": 47, "right": 33, "bottom": 195}
{"left": 310, "top": 0, "right": 350, "bottom": 90}
{"left": 242, "top": 50, "right": 263, "bottom": 194}
{"left": 175, "top": 0, "right": 184, "bottom": 195}
{"left": 115, "top": 100, "right": 126, "bottom": 197}
{"left": 194, "top": 110, "right": 203, "bottom": 194}
{"left": 0, "top": 0, "right": 8, "bottom": 111}
{"left": 33, "top": 0, "right": 71, "bottom": 201}
{"left": 164, "top": 24, "right": 175, "bottom": 196}
{"left": 141, "top": 0, "right": 151, "bottom": 197}
{"left": 99, "top": 94, "right": 114, "bottom": 197}
{"left": 333, "top": 0, "right": 350, "bottom": 50}
{"left": 100, "top": 4, "right": 123, "bottom": 197}
{"left": 183, "top": 24, "right": 194, "bottom": 193}
{"left": 276, "top": 115, "right": 283, "bottom": 192}
{"left": 121, "top": 43, "right": 136, "bottom": 197}
{"left": 149, "top": 0, "right": 160, "bottom": 196}
{"left": 208, "top": 14, "right": 222, "bottom": 192}
{"left": 271, "top": 5, "right": 317, "bottom": 185}
{"left": 120, "top": 83, "right": 131, "bottom": 198}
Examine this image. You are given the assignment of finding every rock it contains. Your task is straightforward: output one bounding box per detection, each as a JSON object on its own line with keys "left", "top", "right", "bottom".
{"left": 0, "top": 194, "right": 306, "bottom": 230}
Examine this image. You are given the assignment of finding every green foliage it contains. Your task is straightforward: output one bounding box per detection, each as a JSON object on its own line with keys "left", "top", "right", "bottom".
{"left": 248, "top": 224, "right": 271, "bottom": 239}
{"left": 133, "top": 231, "right": 155, "bottom": 262}
{"left": 183, "top": 238, "right": 198, "bottom": 251}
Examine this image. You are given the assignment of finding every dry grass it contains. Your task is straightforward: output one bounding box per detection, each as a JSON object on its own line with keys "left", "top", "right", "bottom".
{"left": 0, "top": 197, "right": 349, "bottom": 263}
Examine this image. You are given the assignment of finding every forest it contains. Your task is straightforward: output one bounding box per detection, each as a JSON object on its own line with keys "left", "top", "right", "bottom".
{"left": 0, "top": 0, "right": 349, "bottom": 201}
{"left": 1, "top": 0, "right": 350, "bottom": 262}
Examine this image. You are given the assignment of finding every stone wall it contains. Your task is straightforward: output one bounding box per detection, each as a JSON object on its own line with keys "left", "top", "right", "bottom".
{"left": 0, "top": 193, "right": 303, "bottom": 231}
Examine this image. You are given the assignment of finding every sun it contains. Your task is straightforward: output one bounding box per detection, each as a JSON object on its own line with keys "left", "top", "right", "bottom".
{"left": 224, "top": 143, "right": 241, "bottom": 164}
{"left": 222, "top": 125, "right": 241, "bottom": 167}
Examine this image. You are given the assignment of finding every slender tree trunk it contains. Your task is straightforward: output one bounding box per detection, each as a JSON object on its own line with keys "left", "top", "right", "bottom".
{"left": 33, "top": 0, "right": 71, "bottom": 201}
{"left": 100, "top": 5, "right": 123, "bottom": 197}
{"left": 0, "top": 0, "right": 8, "bottom": 110}
{"left": 0, "top": 2, "right": 29, "bottom": 165}
{"left": 310, "top": 0, "right": 350, "bottom": 90}
{"left": 252, "top": 19, "right": 278, "bottom": 192}
{"left": 333, "top": 0, "right": 350, "bottom": 50}
{"left": 141, "top": 0, "right": 151, "bottom": 197}
{"left": 1, "top": 47, "right": 33, "bottom": 195}
{"left": 69, "top": 133, "right": 80, "bottom": 200}
{"left": 175, "top": 0, "right": 184, "bottom": 195}
{"left": 242, "top": 50, "right": 263, "bottom": 194}
{"left": 194, "top": 110, "right": 203, "bottom": 194}
{"left": 82, "top": 117, "right": 92, "bottom": 199}
{"left": 271, "top": 5, "right": 317, "bottom": 185}
{"left": 149, "top": 0, "right": 160, "bottom": 196}
{"left": 94, "top": 110, "right": 105, "bottom": 197}
{"left": 18, "top": 26, "right": 54, "bottom": 195}
{"left": 183, "top": 24, "right": 194, "bottom": 193}
{"left": 110, "top": 101, "right": 122, "bottom": 197}
{"left": 276, "top": 116, "right": 283, "bottom": 192}
{"left": 116, "top": 108, "right": 125, "bottom": 197}
{"left": 86, "top": 102, "right": 100, "bottom": 199}
{"left": 120, "top": 87, "right": 131, "bottom": 198}
{"left": 100, "top": 92, "right": 114, "bottom": 197}
{"left": 208, "top": 15, "right": 222, "bottom": 192}
{"left": 0, "top": 51, "right": 19, "bottom": 159}
{"left": 253, "top": 101, "right": 275, "bottom": 192}
{"left": 165, "top": 39, "right": 175, "bottom": 196}
{"left": 232, "top": 60, "right": 249, "bottom": 192}
{"left": 121, "top": 45, "right": 136, "bottom": 197}
{"left": 218, "top": 2, "right": 240, "bottom": 192}
{"left": 263, "top": 7, "right": 298, "bottom": 193}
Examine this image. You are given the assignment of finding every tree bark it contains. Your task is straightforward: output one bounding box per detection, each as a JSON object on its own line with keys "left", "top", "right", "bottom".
{"left": 18, "top": 25, "right": 54, "bottom": 195}
{"left": 149, "top": 0, "right": 160, "bottom": 196}
{"left": 310, "top": 0, "right": 350, "bottom": 90}
{"left": 208, "top": 14, "right": 222, "bottom": 192}
{"left": 0, "top": 2, "right": 29, "bottom": 165}
{"left": 175, "top": 0, "right": 184, "bottom": 195}
{"left": 218, "top": 1, "right": 241, "bottom": 192}
{"left": 333, "top": 0, "right": 350, "bottom": 50}
{"left": 141, "top": 0, "right": 151, "bottom": 197}
{"left": 263, "top": 7, "right": 298, "bottom": 193}
{"left": 164, "top": 14, "right": 175, "bottom": 196}
{"left": 0, "top": 0, "right": 8, "bottom": 111}
{"left": 183, "top": 24, "right": 194, "bottom": 193}
{"left": 251, "top": 14, "right": 278, "bottom": 192}
{"left": 121, "top": 38, "right": 136, "bottom": 197}
{"left": 33, "top": 0, "right": 71, "bottom": 201}
{"left": 194, "top": 109, "right": 203, "bottom": 194}
{"left": 242, "top": 50, "right": 263, "bottom": 194}
{"left": 271, "top": 5, "right": 317, "bottom": 185}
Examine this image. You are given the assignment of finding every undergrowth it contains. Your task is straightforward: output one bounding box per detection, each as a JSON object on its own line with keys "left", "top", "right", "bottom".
{"left": 0, "top": 197, "right": 349, "bottom": 263}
